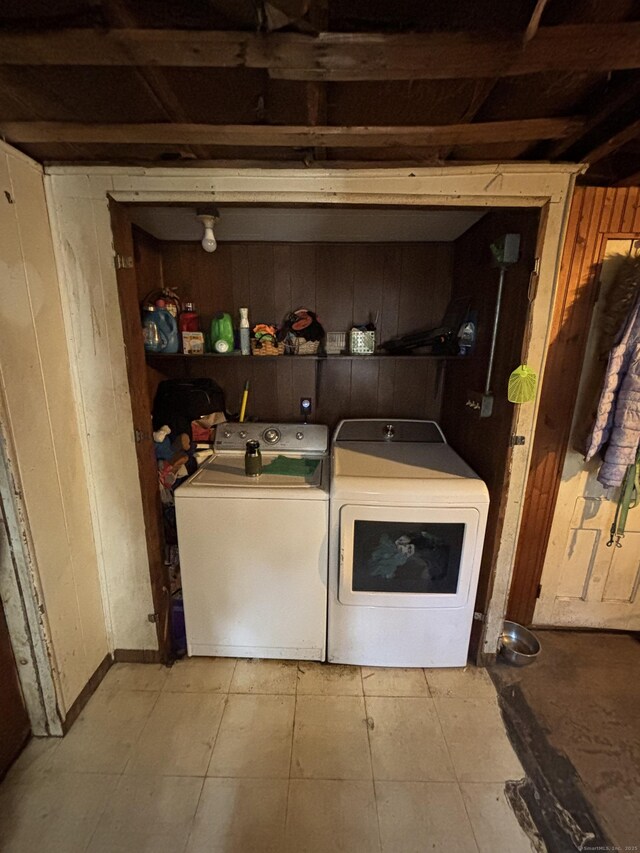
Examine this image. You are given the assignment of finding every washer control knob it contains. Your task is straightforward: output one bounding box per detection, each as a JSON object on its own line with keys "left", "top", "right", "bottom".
{"left": 223, "top": 429, "right": 232, "bottom": 438}
{"left": 263, "top": 428, "right": 281, "bottom": 444}
{"left": 296, "top": 432, "right": 304, "bottom": 440}
{"left": 239, "top": 430, "right": 247, "bottom": 439}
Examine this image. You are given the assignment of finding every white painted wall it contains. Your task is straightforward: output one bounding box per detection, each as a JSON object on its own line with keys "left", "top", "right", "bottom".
{"left": 44, "top": 175, "right": 158, "bottom": 654}
{"left": 43, "top": 162, "right": 581, "bottom": 661}
{"left": 0, "top": 142, "right": 109, "bottom": 716}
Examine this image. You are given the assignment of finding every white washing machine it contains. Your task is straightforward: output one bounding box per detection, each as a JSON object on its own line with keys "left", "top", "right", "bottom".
{"left": 328, "top": 419, "right": 489, "bottom": 667}
{"left": 175, "top": 422, "right": 329, "bottom": 660}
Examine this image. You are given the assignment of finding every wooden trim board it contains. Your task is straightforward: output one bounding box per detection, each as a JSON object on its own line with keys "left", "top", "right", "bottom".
{"left": 113, "top": 649, "right": 162, "bottom": 664}
{"left": 61, "top": 654, "right": 112, "bottom": 735}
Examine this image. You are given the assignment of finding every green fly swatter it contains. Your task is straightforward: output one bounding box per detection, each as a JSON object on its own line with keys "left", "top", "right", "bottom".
{"left": 508, "top": 364, "right": 538, "bottom": 403}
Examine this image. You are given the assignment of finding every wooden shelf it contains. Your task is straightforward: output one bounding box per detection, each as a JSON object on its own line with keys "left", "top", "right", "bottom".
{"left": 145, "top": 352, "right": 463, "bottom": 363}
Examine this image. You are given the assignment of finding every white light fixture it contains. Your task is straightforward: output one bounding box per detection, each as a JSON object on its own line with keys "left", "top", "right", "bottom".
{"left": 197, "top": 212, "right": 219, "bottom": 253}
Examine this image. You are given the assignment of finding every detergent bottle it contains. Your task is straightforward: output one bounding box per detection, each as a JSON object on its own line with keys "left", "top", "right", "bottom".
{"left": 142, "top": 306, "right": 179, "bottom": 353}
{"left": 210, "top": 312, "right": 235, "bottom": 353}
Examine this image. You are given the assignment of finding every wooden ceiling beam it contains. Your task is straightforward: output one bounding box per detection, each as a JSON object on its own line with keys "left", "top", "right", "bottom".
{"left": 546, "top": 73, "right": 640, "bottom": 159}
{"left": 0, "top": 117, "right": 583, "bottom": 148}
{"left": 437, "top": 79, "right": 499, "bottom": 161}
{"left": 581, "top": 118, "right": 640, "bottom": 166}
{"left": 523, "top": 0, "right": 551, "bottom": 44}
{"left": 0, "top": 24, "right": 639, "bottom": 79}
{"left": 616, "top": 168, "right": 640, "bottom": 188}
{"left": 102, "top": 0, "right": 203, "bottom": 159}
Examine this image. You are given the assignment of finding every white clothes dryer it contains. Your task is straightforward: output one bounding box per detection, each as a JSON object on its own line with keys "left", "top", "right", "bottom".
{"left": 328, "top": 419, "right": 489, "bottom": 667}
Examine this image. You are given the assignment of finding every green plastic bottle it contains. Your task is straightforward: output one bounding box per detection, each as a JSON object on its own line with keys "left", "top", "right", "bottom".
{"left": 210, "top": 312, "right": 235, "bottom": 353}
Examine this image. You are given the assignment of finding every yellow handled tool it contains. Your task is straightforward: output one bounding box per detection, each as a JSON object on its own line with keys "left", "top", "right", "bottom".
{"left": 239, "top": 380, "right": 250, "bottom": 423}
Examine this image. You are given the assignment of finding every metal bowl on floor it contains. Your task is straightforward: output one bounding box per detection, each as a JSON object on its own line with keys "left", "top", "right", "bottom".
{"left": 500, "top": 620, "right": 541, "bottom": 666}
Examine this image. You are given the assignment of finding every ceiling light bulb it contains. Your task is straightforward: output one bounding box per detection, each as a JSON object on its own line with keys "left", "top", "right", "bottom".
{"left": 197, "top": 214, "right": 218, "bottom": 253}
{"left": 202, "top": 224, "right": 217, "bottom": 253}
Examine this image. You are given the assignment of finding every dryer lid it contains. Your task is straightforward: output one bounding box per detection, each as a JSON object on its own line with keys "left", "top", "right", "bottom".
{"left": 333, "top": 442, "right": 476, "bottom": 481}
{"left": 333, "top": 419, "right": 446, "bottom": 444}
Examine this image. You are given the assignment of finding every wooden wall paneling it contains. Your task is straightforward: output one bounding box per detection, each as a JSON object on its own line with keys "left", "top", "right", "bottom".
{"left": 273, "top": 244, "right": 292, "bottom": 319}
{"left": 230, "top": 244, "right": 251, "bottom": 324}
{"left": 184, "top": 244, "right": 227, "bottom": 332}
{"left": 506, "top": 195, "right": 596, "bottom": 624}
{"left": 507, "top": 189, "right": 602, "bottom": 624}
{"left": 132, "top": 226, "right": 166, "bottom": 404}
{"left": 398, "top": 244, "right": 445, "bottom": 333}
{"left": 142, "top": 239, "right": 455, "bottom": 429}
{"left": 400, "top": 360, "right": 442, "bottom": 420}
{"left": 246, "top": 359, "right": 280, "bottom": 421}
{"left": 507, "top": 186, "right": 640, "bottom": 626}
{"left": 133, "top": 225, "right": 163, "bottom": 302}
{"left": 379, "top": 247, "right": 403, "bottom": 344}
{"left": 632, "top": 192, "right": 640, "bottom": 232}
{"left": 392, "top": 359, "right": 424, "bottom": 417}
{"left": 316, "top": 359, "right": 352, "bottom": 426}
{"left": 248, "top": 244, "right": 277, "bottom": 324}
{"left": 621, "top": 187, "right": 640, "bottom": 232}
{"left": 315, "top": 244, "right": 356, "bottom": 331}
{"left": 291, "top": 358, "right": 317, "bottom": 420}
{"left": 440, "top": 208, "right": 540, "bottom": 653}
{"left": 376, "top": 359, "right": 397, "bottom": 415}
{"left": 275, "top": 356, "right": 295, "bottom": 421}
{"left": 352, "top": 244, "right": 385, "bottom": 328}
{"left": 610, "top": 188, "right": 628, "bottom": 234}
{"left": 598, "top": 186, "right": 616, "bottom": 235}
{"left": 289, "top": 244, "right": 317, "bottom": 312}
{"left": 350, "top": 358, "right": 380, "bottom": 416}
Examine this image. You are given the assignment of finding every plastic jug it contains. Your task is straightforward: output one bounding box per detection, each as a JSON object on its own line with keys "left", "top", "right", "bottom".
{"left": 143, "top": 306, "right": 179, "bottom": 353}
{"left": 210, "top": 312, "right": 235, "bottom": 354}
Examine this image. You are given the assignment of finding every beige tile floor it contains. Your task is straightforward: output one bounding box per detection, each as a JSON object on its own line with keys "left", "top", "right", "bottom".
{"left": 0, "top": 660, "right": 537, "bottom": 853}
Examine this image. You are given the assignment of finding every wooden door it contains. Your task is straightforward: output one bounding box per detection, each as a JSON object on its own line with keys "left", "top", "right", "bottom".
{"left": 534, "top": 238, "right": 640, "bottom": 630}
{"left": 109, "top": 200, "right": 172, "bottom": 661}
{"left": 0, "top": 595, "right": 30, "bottom": 776}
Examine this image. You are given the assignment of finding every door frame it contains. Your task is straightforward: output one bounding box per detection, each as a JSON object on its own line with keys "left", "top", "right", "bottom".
{"left": 44, "top": 163, "right": 582, "bottom": 662}
{"left": 507, "top": 186, "right": 640, "bottom": 627}
{"left": 0, "top": 391, "right": 63, "bottom": 736}
{"left": 109, "top": 200, "right": 173, "bottom": 661}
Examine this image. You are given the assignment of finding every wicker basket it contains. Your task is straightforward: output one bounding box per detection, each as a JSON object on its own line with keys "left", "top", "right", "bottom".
{"left": 349, "top": 329, "right": 376, "bottom": 355}
{"left": 286, "top": 337, "right": 321, "bottom": 356}
{"left": 251, "top": 339, "right": 285, "bottom": 356}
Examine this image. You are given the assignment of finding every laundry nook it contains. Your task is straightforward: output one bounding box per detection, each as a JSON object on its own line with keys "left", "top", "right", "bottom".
{"left": 1, "top": 6, "right": 639, "bottom": 849}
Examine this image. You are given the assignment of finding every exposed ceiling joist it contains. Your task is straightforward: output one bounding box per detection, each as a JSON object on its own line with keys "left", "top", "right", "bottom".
{"left": 0, "top": 24, "right": 639, "bottom": 80}
{"left": 616, "top": 169, "right": 640, "bottom": 188}
{"left": 546, "top": 73, "right": 640, "bottom": 160}
{"left": 102, "top": 0, "right": 203, "bottom": 159}
{"left": 0, "top": 117, "right": 583, "bottom": 148}
{"left": 582, "top": 118, "right": 640, "bottom": 166}
{"left": 523, "top": 0, "right": 551, "bottom": 44}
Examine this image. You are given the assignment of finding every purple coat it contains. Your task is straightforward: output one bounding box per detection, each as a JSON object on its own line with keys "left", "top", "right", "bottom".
{"left": 585, "top": 294, "right": 640, "bottom": 488}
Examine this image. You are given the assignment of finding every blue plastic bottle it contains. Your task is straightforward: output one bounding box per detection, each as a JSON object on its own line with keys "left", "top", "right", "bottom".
{"left": 143, "top": 306, "right": 179, "bottom": 353}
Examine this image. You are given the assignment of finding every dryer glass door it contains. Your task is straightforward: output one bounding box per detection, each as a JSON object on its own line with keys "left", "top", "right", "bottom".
{"left": 339, "top": 504, "right": 480, "bottom": 608}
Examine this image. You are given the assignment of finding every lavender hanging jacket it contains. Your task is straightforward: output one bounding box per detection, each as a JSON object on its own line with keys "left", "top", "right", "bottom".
{"left": 585, "top": 294, "right": 640, "bottom": 488}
